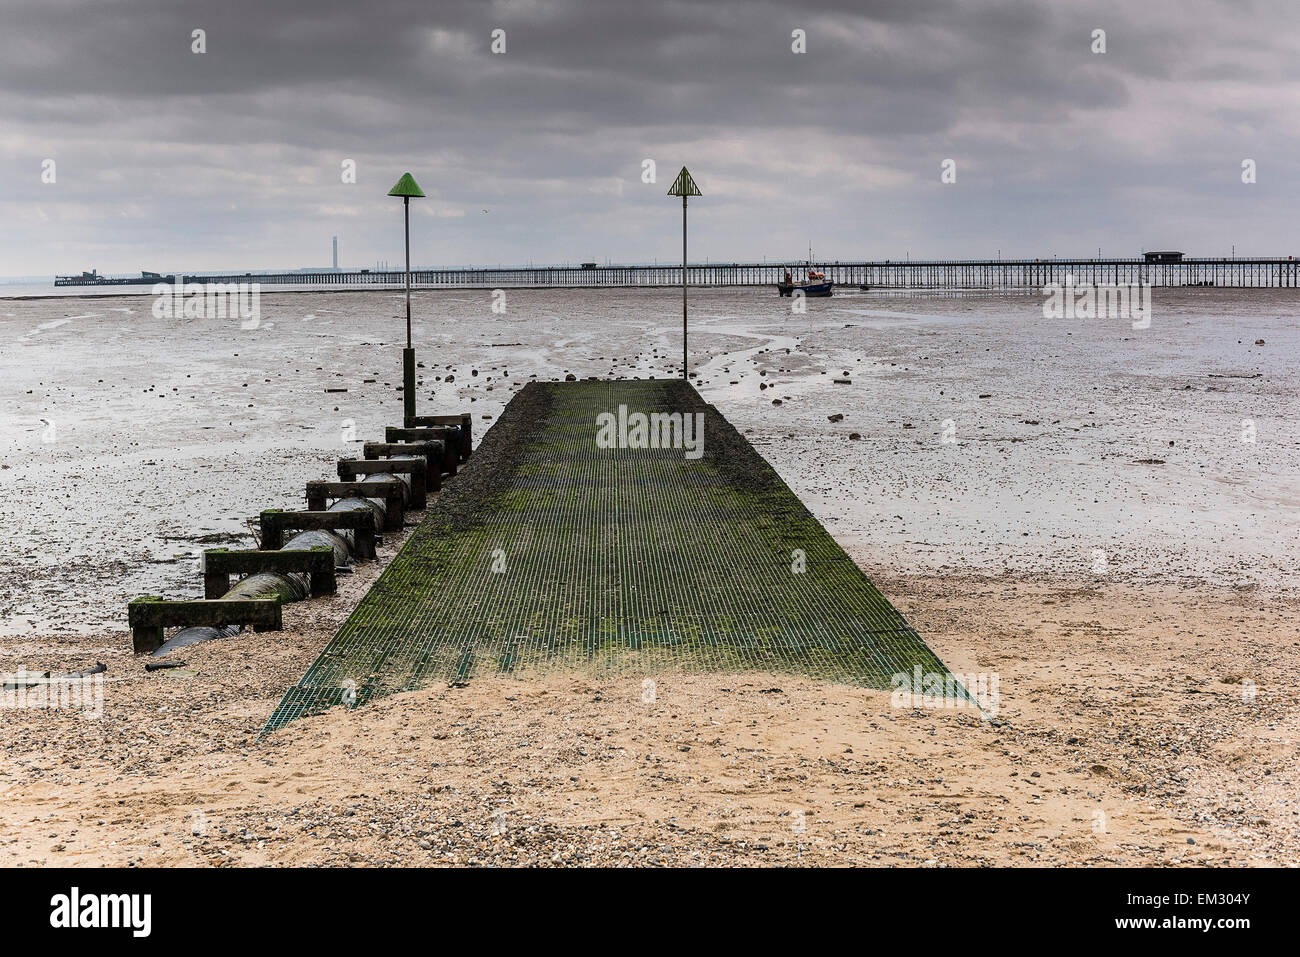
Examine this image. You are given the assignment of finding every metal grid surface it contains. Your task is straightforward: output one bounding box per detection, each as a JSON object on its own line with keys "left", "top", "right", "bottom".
{"left": 263, "top": 379, "right": 963, "bottom": 732}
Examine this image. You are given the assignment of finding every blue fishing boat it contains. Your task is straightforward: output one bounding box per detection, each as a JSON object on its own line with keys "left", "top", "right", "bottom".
{"left": 777, "top": 267, "right": 833, "bottom": 297}
{"left": 778, "top": 245, "right": 834, "bottom": 296}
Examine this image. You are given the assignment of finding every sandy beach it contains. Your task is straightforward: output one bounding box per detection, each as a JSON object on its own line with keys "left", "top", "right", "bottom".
{"left": 1, "top": 286, "right": 1296, "bottom": 866}
{"left": 1, "top": 569, "right": 1294, "bottom": 866}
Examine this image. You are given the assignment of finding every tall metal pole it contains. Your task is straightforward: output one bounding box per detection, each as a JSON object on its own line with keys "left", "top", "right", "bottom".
{"left": 404, "top": 196, "right": 411, "bottom": 348}
{"left": 402, "top": 195, "right": 415, "bottom": 424}
{"left": 667, "top": 166, "right": 700, "bottom": 379}
{"left": 681, "top": 194, "right": 688, "bottom": 379}
{"left": 388, "top": 173, "right": 424, "bottom": 426}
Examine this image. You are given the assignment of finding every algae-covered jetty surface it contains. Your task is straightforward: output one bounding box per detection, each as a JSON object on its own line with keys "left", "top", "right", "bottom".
{"left": 265, "top": 379, "right": 961, "bottom": 731}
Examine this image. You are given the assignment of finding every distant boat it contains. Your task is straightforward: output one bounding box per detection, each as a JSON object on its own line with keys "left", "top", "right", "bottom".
{"left": 777, "top": 267, "right": 833, "bottom": 297}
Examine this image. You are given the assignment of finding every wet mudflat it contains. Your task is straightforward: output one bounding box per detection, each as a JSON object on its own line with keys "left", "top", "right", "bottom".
{"left": 1, "top": 285, "right": 1295, "bottom": 640}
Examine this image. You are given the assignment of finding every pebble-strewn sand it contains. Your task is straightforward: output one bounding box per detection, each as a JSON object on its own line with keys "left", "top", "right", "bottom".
{"left": 1, "top": 286, "right": 1296, "bottom": 866}
{"left": 0, "top": 570, "right": 1294, "bottom": 866}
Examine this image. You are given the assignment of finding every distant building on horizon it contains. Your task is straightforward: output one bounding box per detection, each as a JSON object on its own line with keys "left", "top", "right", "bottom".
{"left": 332, "top": 236, "right": 338, "bottom": 271}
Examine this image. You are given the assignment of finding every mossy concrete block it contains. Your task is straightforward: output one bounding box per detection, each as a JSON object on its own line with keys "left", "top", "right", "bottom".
{"left": 363, "top": 441, "right": 444, "bottom": 490}
{"left": 305, "top": 481, "right": 406, "bottom": 531}
{"left": 259, "top": 509, "right": 377, "bottom": 559}
{"left": 337, "top": 457, "right": 427, "bottom": 509}
{"left": 402, "top": 413, "right": 471, "bottom": 460}
{"left": 203, "top": 547, "right": 336, "bottom": 598}
{"left": 384, "top": 426, "right": 459, "bottom": 474}
{"left": 129, "top": 596, "right": 281, "bottom": 654}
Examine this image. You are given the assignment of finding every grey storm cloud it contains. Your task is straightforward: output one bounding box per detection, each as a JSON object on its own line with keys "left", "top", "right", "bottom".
{"left": 0, "top": 0, "right": 1296, "bottom": 275}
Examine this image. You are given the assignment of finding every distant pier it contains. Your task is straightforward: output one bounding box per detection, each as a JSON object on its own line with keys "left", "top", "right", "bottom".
{"left": 56, "top": 256, "right": 1300, "bottom": 290}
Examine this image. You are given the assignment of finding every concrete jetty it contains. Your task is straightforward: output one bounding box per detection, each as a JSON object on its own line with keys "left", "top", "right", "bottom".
{"left": 263, "top": 379, "right": 965, "bottom": 732}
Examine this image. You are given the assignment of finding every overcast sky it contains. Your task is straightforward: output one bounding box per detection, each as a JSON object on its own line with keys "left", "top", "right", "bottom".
{"left": 1, "top": 0, "right": 1296, "bottom": 276}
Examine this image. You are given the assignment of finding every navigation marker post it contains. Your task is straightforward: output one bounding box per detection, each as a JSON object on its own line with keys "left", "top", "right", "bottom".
{"left": 388, "top": 172, "right": 425, "bottom": 425}
{"left": 667, "top": 167, "right": 701, "bottom": 379}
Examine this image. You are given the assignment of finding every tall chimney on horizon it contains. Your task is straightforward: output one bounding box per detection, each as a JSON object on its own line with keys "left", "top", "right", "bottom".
{"left": 332, "top": 236, "right": 338, "bottom": 271}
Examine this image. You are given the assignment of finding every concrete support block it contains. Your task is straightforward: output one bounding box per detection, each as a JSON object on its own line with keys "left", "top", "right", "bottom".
{"left": 129, "top": 595, "right": 281, "bottom": 655}
{"left": 202, "top": 546, "right": 337, "bottom": 598}
{"left": 304, "top": 481, "right": 406, "bottom": 531}
{"left": 403, "top": 413, "right": 471, "bottom": 460}
{"left": 363, "top": 441, "right": 444, "bottom": 491}
{"left": 259, "top": 509, "right": 377, "bottom": 560}
{"left": 385, "top": 426, "right": 459, "bottom": 475}
{"left": 337, "top": 457, "right": 427, "bottom": 510}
